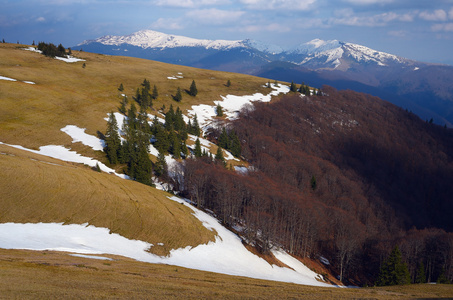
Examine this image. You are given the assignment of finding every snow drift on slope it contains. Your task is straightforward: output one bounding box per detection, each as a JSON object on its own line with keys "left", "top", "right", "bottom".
{"left": 0, "top": 195, "right": 331, "bottom": 287}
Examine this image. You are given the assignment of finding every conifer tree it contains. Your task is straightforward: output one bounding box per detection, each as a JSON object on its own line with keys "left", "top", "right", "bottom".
{"left": 219, "top": 128, "right": 229, "bottom": 149}
{"left": 174, "top": 87, "right": 182, "bottom": 102}
{"left": 119, "top": 96, "right": 128, "bottom": 115}
{"left": 376, "top": 246, "right": 411, "bottom": 286}
{"left": 226, "top": 79, "right": 231, "bottom": 87}
{"left": 155, "top": 150, "right": 167, "bottom": 177}
{"left": 437, "top": 268, "right": 450, "bottom": 284}
{"left": 216, "top": 103, "right": 224, "bottom": 117}
{"left": 194, "top": 138, "right": 202, "bottom": 158}
{"left": 165, "top": 105, "right": 175, "bottom": 130}
{"left": 133, "top": 147, "right": 152, "bottom": 186}
{"left": 174, "top": 106, "right": 185, "bottom": 132}
{"left": 127, "top": 103, "right": 138, "bottom": 131}
{"left": 290, "top": 81, "right": 298, "bottom": 92}
{"left": 415, "top": 261, "right": 426, "bottom": 284}
{"left": 118, "top": 83, "right": 124, "bottom": 92}
{"left": 228, "top": 130, "right": 241, "bottom": 158}
{"left": 104, "top": 112, "right": 121, "bottom": 164}
{"left": 189, "top": 114, "right": 200, "bottom": 136}
{"left": 189, "top": 80, "right": 198, "bottom": 97}
{"left": 152, "top": 84, "right": 158, "bottom": 100}
{"left": 215, "top": 146, "right": 226, "bottom": 166}
{"left": 154, "top": 124, "right": 170, "bottom": 154}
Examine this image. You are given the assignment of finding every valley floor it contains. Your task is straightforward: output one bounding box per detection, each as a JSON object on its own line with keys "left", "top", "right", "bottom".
{"left": 1, "top": 248, "right": 452, "bottom": 299}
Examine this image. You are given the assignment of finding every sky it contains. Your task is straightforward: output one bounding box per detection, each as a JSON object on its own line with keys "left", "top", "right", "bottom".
{"left": 1, "top": 0, "right": 453, "bottom": 65}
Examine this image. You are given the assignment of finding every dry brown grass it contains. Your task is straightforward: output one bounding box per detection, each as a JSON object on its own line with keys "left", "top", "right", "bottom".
{"left": 0, "top": 144, "right": 214, "bottom": 254}
{"left": 1, "top": 248, "right": 452, "bottom": 299}
{"left": 0, "top": 43, "right": 270, "bottom": 150}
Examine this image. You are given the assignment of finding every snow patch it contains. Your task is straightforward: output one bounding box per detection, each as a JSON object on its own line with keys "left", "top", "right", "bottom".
{"left": 0, "top": 219, "right": 330, "bottom": 287}
{"left": 187, "top": 83, "right": 289, "bottom": 133}
{"left": 70, "top": 254, "right": 113, "bottom": 261}
{"left": 0, "top": 76, "right": 17, "bottom": 82}
{"left": 0, "top": 142, "right": 128, "bottom": 180}
{"left": 61, "top": 125, "right": 105, "bottom": 151}
{"left": 55, "top": 56, "right": 85, "bottom": 63}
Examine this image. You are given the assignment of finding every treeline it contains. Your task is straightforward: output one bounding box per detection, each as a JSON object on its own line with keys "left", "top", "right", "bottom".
{"left": 37, "top": 42, "right": 70, "bottom": 58}
{"left": 175, "top": 88, "right": 453, "bottom": 285}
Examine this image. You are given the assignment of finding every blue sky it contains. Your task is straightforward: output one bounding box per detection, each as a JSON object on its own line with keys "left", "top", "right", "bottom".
{"left": 2, "top": 0, "right": 453, "bottom": 64}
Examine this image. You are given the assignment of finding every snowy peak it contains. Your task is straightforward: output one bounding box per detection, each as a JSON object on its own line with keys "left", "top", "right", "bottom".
{"left": 342, "top": 42, "right": 404, "bottom": 66}
{"left": 284, "top": 38, "right": 409, "bottom": 69}
{"left": 288, "top": 39, "right": 342, "bottom": 55}
{"left": 78, "top": 30, "right": 413, "bottom": 70}
{"left": 80, "top": 29, "right": 244, "bottom": 50}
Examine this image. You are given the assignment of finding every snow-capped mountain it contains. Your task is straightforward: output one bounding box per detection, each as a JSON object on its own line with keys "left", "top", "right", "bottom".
{"left": 280, "top": 38, "right": 410, "bottom": 70}
{"left": 77, "top": 29, "right": 410, "bottom": 71}
{"left": 80, "top": 29, "right": 244, "bottom": 50}
{"left": 74, "top": 29, "right": 453, "bottom": 126}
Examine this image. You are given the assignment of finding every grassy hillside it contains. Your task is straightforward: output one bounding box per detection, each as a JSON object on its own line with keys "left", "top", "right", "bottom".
{"left": 0, "top": 144, "right": 214, "bottom": 255}
{"left": 1, "top": 248, "right": 452, "bottom": 299}
{"left": 0, "top": 43, "right": 269, "bottom": 151}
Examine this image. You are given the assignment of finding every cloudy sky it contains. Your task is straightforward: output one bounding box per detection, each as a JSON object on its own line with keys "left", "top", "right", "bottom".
{"left": 2, "top": 0, "right": 453, "bottom": 64}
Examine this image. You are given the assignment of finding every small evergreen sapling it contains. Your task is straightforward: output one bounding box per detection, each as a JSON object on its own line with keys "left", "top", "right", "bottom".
{"left": 216, "top": 103, "right": 224, "bottom": 117}
{"left": 189, "top": 80, "right": 198, "bottom": 97}
{"left": 174, "top": 87, "right": 182, "bottom": 102}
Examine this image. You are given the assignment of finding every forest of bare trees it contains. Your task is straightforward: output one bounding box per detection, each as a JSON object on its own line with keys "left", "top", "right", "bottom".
{"left": 173, "top": 87, "right": 453, "bottom": 285}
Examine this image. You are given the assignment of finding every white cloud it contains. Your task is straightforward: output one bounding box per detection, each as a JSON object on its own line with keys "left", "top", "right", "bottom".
{"left": 186, "top": 8, "right": 245, "bottom": 25}
{"left": 36, "top": 17, "right": 46, "bottom": 22}
{"left": 154, "top": 0, "right": 195, "bottom": 7}
{"left": 419, "top": 9, "right": 448, "bottom": 22}
{"left": 432, "top": 23, "right": 453, "bottom": 32}
{"left": 331, "top": 11, "right": 412, "bottom": 27}
{"left": 153, "top": 0, "right": 226, "bottom": 7}
{"left": 239, "top": 0, "right": 316, "bottom": 11}
{"left": 344, "top": 0, "right": 393, "bottom": 4}
{"left": 449, "top": 7, "right": 453, "bottom": 20}
{"left": 151, "top": 17, "right": 185, "bottom": 30}
{"left": 237, "top": 23, "right": 291, "bottom": 33}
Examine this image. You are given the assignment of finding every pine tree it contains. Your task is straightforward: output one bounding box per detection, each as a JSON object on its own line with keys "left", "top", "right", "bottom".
{"left": 104, "top": 112, "right": 121, "bottom": 164}
{"left": 226, "top": 79, "right": 231, "bottom": 87}
{"left": 376, "top": 246, "right": 411, "bottom": 286}
{"left": 133, "top": 146, "right": 152, "bottom": 186}
{"left": 119, "top": 96, "right": 128, "bottom": 115}
{"left": 218, "top": 128, "right": 229, "bottom": 149}
{"left": 174, "top": 106, "right": 185, "bottom": 132}
{"left": 228, "top": 130, "right": 241, "bottom": 158}
{"left": 415, "top": 261, "right": 426, "bottom": 284}
{"left": 189, "top": 114, "right": 200, "bottom": 137}
{"left": 215, "top": 146, "right": 226, "bottom": 166}
{"left": 118, "top": 83, "right": 124, "bottom": 92}
{"left": 154, "top": 150, "right": 167, "bottom": 177}
{"left": 174, "top": 87, "right": 182, "bottom": 102}
{"left": 216, "top": 103, "right": 224, "bottom": 117}
{"left": 127, "top": 103, "right": 138, "bottom": 131}
{"left": 189, "top": 80, "right": 198, "bottom": 97}
{"left": 290, "top": 81, "right": 298, "bottom": 92}
{"left": 152, "top": 84, "right": 158, "bottom": 100}
{"left": 437, "top": 268, "right": 450, "bottom": 284}
{"left": 165, "top": 105, "right": 175, "bottom": 130}
{"left": 194, "top": 138, "right": 202, "bottom": 158}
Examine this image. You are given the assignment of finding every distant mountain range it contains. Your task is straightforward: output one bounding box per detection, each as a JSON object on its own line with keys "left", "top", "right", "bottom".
{"left": 75, "top": 30, "right": 453, "bottom": 126}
